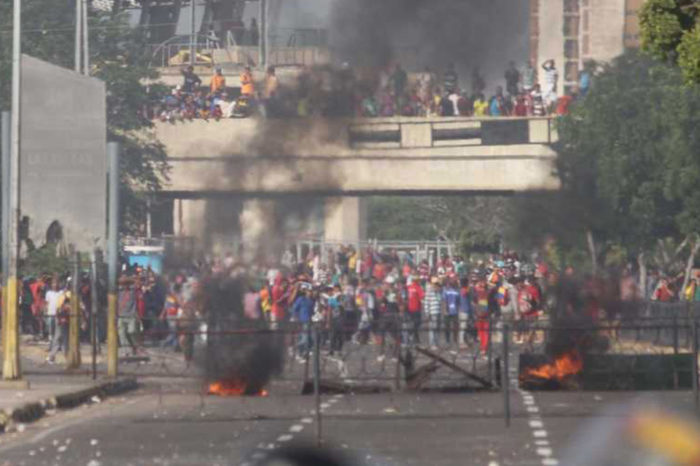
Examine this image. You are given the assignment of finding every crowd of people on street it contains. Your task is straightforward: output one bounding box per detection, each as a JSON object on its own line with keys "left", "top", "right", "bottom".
{"left": 151, "top": 59, "right": 590, "bottom": 123}
{"left": 9, "top": 238, "right": 700, "bottom": 366}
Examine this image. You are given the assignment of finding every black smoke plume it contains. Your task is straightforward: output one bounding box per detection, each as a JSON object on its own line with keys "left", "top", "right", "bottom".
{"left": 330, "top": 0, "right": 530, "bottom": 89}
{"left": 197, "top": 275, "right": 284, "bottom": 393}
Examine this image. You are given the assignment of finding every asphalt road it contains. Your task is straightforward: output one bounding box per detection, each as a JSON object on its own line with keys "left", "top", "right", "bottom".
{"left": 1, "top": 370, "right": 697, "bottom": 466}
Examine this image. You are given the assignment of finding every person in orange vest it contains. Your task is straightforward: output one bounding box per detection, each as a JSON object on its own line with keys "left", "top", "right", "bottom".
{"left": 210, "top": 67, "right": 226, "bottom": 95}
{"left": 240, "top": 66, "right": 255, "bottom": 97}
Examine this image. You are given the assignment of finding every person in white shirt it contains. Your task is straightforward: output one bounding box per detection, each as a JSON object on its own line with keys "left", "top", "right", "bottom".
{"left": 44, "top": 280, "right": 64, "bottom": 344}
{"left": 541, "top": 59, "right": 559, "bottom": 111}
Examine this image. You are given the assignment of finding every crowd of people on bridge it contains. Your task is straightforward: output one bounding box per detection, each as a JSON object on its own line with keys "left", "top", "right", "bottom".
{"left": 151, "top": 58, "right": 589, "bottom": 123}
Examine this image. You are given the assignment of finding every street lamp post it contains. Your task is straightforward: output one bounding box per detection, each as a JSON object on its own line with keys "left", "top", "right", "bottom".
{"left": 2, "top": 0, "right": 22, "bottom": 381}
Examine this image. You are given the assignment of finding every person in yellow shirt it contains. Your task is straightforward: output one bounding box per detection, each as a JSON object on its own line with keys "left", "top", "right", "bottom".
{"left": 210, "top": 67, "right": 226, "bottom": 95}
{"left": 473, "top": 93, "right": 489, "bottom": 116}
{"left": 240, "top": 66, "right": 254, "bottom": 97}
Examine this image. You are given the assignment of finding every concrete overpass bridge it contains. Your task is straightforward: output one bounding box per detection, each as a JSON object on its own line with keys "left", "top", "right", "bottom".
{"left": 153, "top": 116, "right": 560, "bottom": 252}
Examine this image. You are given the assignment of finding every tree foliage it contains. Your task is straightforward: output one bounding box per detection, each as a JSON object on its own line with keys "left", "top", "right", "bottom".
{"left": 639, "top": 0, "right": 700, "bottom": 83}
{"left": 0, "top": 0, "right": 168, "bottom": 236}
{"left": 522, "top": 50, "right": 700, "bottom": 272}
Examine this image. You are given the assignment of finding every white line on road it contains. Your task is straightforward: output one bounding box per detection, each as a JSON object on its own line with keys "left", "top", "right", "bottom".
{"left": 289, "top": 425, "right": 304, "bottom": 433}
{"left": 527, "top": 406, "right": 540, "bottom": 413}
{"left": 533, "top": 430, "right": 548, "bottom": 438}
{"left": 276, "top": 435, "right": 293, "bottom": 442}
{"left": 541, "top": 459, "right": 559, "bottom": 465}
{"left": 535, "top": 440, "right": 549, "bottom": 446}
{"left": 320, "top": 403, "right": 331, "bottom": 409}
{"left": 536, "top": 447, "right": 553, "bottom": 457}
{"left": 529, "top": 420, "right": 543, "bottom": 428}
{"left": 300, "top": 417, "right": 313, "bottom": 424}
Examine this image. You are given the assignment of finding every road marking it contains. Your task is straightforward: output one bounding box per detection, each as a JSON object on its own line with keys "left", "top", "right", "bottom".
{"left": 289, "top": 424, "right": 304, "bottom": 433}
{"left": 321, "top": 403, "right": 331, "bottom": 409}
{"left": 516, "top": 374, "right": 560, "bottom": 466}
{"left": 251, "top": 452, "right": 266, "bottom": 460}
{"left": 300, "top": 417, "right": 313, "bottom": 424}
{"left": 276, "top": 435, "right": 293, "bottom": 442}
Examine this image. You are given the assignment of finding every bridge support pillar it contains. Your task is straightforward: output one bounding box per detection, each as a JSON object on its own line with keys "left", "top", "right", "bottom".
{"left": 324, "top": 197, "right": 367, "bottom": 244}
{"left": 240, "top": 199, "right": 277, "bottom": 263}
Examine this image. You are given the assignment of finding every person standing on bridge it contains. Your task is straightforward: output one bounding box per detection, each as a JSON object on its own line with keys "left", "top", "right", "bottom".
{"left": 210, "top": 67, "right": 226, "bottom": 95}
{"left": 542, "top": 59, "right": 559, "bottom": 113}
{"left": 263, "top": 66, "right": 279, "bottom": 117}
{"left": 240, "top": 66, "right": 255, "bottom": 98}
{"left": 505, "top": 61, "right": 520, "bottom": 97}
{"left": 181, "top": 65, "right": 202, "bottom": 94}
{"left": 444, "top": 63, "right": 459, "bottom": 94}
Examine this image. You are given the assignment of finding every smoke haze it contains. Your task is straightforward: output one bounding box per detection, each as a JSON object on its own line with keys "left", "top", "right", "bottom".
{"left": 329, "top": 0, "right": 530, "bottom": 93}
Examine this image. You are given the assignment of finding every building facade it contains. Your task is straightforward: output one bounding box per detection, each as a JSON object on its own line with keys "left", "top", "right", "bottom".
{"left": 533, "top": 0, "right": 644, "bottom": 95}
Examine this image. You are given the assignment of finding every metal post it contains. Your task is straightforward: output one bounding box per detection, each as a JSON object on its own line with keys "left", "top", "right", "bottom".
{"left": 693, "top": 319, "right": 698, "bottom": 414}
{"left": 189, "top": 0, "right": 196, "bottom": 66}
{"left": 1, "top": 111, "right": 10, "bottom": 362}
{"left": 146, "top": 197, "right": 152, "bottom": 238}
{"left": 90, "top": 249, "right": 98, "bottom": 380}
{"left": 259, "top": 0, "right": 267, "bottom": 69}
{"left": 107, "top": 142, "right": 120, "bottom": 378}
{"left": 82, "top": 0, "right": 89, "bottom": 75}
{"left": 3, "top": 0, "right": 23, "bottom": 381}
{"left": 394, "top": 326, "right": 402, "bottom": 391}
{"left": 66, "top": 248, "right": 81, "bottom": 369}
{"left": 75, "top": 0, "right": 82, "bottom": 72}
{"left": 673, "top": 311, "right": 679, "bottom": 355}
{"left": 313, "top": 324, "right": 322, "bottom": 447}
{"left": 502, "top": 324, "right": 511, "bottom": 427}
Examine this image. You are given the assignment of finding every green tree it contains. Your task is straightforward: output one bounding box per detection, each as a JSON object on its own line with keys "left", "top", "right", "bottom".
{"left": 0, "top": 0, "right": 168, "bottom": 236}
{"left": 639, "top": 0, "right": 700, "bottom": 83}
{"left": 521, "top": 50, "right": 700, "bottom": 292}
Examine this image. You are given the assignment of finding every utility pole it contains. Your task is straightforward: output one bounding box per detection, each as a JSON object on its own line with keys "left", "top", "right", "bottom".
{"left": 189, "top": 0, "right": 196, "bottom": 66}
{"left": 3, "top": 0, "right": 22, "bottom": 381}
{"left": 82, "top": 0, "right": 89, "bottom": 75}
{"left": 66, "top": 248, "right": 81, "bottom": 369}
{"left": 106, "top": 142, "right": 119, "bottom": 377}
{"left": 1, "top": 112, "right": 10, "bottom": 372}
{"left": 75, "top": 0, "right": 82, "bottom": 72}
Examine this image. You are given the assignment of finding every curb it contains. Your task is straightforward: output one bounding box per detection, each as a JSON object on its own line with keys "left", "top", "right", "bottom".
{"left": 0, "top": 378, "right": 138, "bottom": 434}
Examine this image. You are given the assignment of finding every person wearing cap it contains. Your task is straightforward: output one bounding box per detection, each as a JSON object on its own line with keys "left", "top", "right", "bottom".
{"left": 210, "top": 67, "right": 226, "bottom": 95}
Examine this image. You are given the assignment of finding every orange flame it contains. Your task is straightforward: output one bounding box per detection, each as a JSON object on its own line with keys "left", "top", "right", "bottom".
{"left": 523, "top": 351, "right": 583, "bottom": 381}
{"left": 208, "top": 380, "right": 269, "bottom": 397}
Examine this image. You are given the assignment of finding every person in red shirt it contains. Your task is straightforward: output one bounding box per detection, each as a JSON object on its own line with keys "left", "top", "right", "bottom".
{"left": 405, "top": 278, "right": 425, "bottom": 345}
{"left": 271, "top": 276, "right": 289, "bottom": 329}
{"left": 472, "top": 278, "right": 490, "bottom": 354}
{"left": 652, "top": 278, "right": 674, "bottom": 302}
